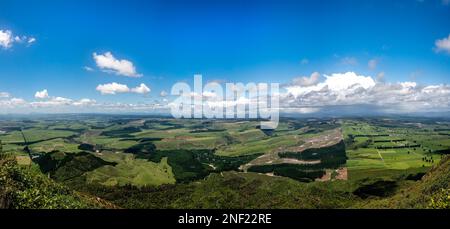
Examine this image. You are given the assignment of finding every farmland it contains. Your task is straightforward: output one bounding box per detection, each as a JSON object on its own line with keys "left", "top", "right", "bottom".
{"left": 1, "top": 114, "right": 449, "bottom": 209}
{"left": 342, "top": 118, "right": 447, "bottom": 181}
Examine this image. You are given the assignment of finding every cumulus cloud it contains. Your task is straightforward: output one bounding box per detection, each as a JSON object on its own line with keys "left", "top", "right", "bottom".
{"left": 435, "top": 34, "right": 450, "bottom": 54}
{"left": 96, "top": 82, "right": 150, "bottom": 95}
{"left": 72, "top": 98, "right": 97, "bottom": 106}
{"left": 282, "top": 71, "right": 450, "bottom": 113}
{"left": 0, "top": 91, "right": 166, "bottom": 114}
{"left": 0, "top": 97, "right": 26, "bottom": 107}
{"left": 96, "top": 82, "right": 130, "bottom": 95}
{"left": 131, "top": 83, "right": 151, "bottom": 94}
{"left": 0, "top": 92, "right": 27, "bottom": 111}
{"left": 285, "top": 72, "right": 375, "bottom": 99}
{"left": 0, "top": 30, "right": 36, "bottom": 49}
{"left": 30, "top": 97, "right": 73, "bottom": 107}
{"left": 29, "top": 89, "right": 98, "bottom": 108}
{"left": 93, "top": 52, "right": 142, "bottom": 77}
{"left": 0, "top": 30, "right": 13, "bottom": 48}
{"left": 34, "top": 89, "right": 49, "bottom": 99}
{"left": 289, "top": 72, "right": 321, "bottom": 87}
{"left": 2, "top": 72, "right": 450, "bottom": 115}
{"left": 169, "top": 74, "right": 416, "bottom": 116}
{"left": 10, "top": 98, "right": 26, "bottom": 105}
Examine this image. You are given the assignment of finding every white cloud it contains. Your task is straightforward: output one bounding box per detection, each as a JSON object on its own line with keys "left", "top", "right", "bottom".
{"left": 281, "top": 107, "right": 321, "bottom": 114}
{"left": 14, "top": 36, "right": 36, "bottom": 46}
{"left": 72, "top": 98, "right": 97, "bottom": 106}
{"left": 131, "top": 83, "right": 151, "bottom": 94}
{"left": 93, "top": 52, "right": 142, "bottom": 77}
{"left": 290, "top": 72, "right": 320, "bottom": 87}
{"left": 368, "top": 59, "right": 378, "bottom": 70}
{"left": 0, "top": 30, "right": 13, "bottom": 49}
{"left": 28, "top": 96, "right": 97, "bottom": 108}
{"left": 286, "top": 72, "right": 375, "bottom": 98}
{"left": 443, "top": 0, "right": 450, "bottom": 6}
{"left": 30, "top": 89, "right": 98, "bottom": 108}
{"left": 282, "top": 71, "right": 450, "bottom": 113}
{"left": 0, "top": 30, "right": 36, "bottom": 49}
{"left": 96, "top": 82, "right": 130, "bottom": 95}
{"left": 35, "top": 89, "right": 49, "bottom": 99}
{"left": 0, "top": 92, "right": 10, "bottom": 98}
{"left": 30, "top": 97, "right": 73, "bottom": 107}
{"left": 202, "top": 91, "right": 217, "bottom": 98}
{"left": 324, "top": 72, "right": 376, "bottom": 90}
{"left": 83, "top": 66, "right": 94, "bottom": 72}
{"left": 0, "top": 91, "right": 167, "bottom": 113}
{"left": 10, "top": 98, "right": 26, "bottom": 105}
{"left": 0, "top": 93, "right": 26, "bottom": 110}
{"left": 52, "top": 97, "right": 72, "bottom": 103}
{"left": 0, "top": 97, "right": 26, "bottom": 107}
{"left": 27, "top": 37, "right": 36, "bottom": 44}
{"left": 96, "top": 82, "right": 151, "bottom": 95}
{"left": 435, "top": 34, "right": 450, "bottom": 54}
{"left": 400, "top": 81, "right": 417, "bottom": 88}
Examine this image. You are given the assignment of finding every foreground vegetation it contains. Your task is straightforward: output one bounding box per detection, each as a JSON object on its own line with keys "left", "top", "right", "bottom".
{"left": 0, "top": 154, "right": 116, "bottom": 209}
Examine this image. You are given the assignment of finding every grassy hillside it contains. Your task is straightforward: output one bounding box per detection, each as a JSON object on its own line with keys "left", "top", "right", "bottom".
{"left": 72, "top": 156, "right": 450, "bottom": 209}
{"left": 85, "top": 153, "right": 176, "bottom": 187}
{"left": 36, "top": 151, "right": 117, "bottom": 182}
{"left": 73, "top": 171, "right": 359, "bottom": 209}
{"left": 2, "top": 150, "right": 448, "bottom": 209}
{"left": 359, "top": 156, "right": 450, "bottom": 209}
{"left": 0, "top": 154, "right": 116, "bottom": 209}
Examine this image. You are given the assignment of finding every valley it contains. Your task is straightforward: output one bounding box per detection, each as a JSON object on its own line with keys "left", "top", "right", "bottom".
{"left": 0, "top": 114, "right": 449, "bottom": 209}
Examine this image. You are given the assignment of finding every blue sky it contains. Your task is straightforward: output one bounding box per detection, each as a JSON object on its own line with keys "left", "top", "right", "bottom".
{"left": 1, "top": 0, "right": 450, "bottom": 114}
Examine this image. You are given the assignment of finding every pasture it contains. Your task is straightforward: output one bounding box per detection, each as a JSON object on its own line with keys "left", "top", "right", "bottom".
{"left": 1, "top": 115, "right": 449, "bottom": 187}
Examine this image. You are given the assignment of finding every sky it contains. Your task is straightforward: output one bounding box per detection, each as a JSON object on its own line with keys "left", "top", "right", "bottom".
{"left": 1, "top": 0, "right": 450, "bottom": 115}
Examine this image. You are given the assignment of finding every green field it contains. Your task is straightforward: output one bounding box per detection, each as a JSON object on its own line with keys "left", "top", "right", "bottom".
{"left": 85, "top": 153, "right": 176, "bottom": 187}
{"left": 1, "top": 115, "right": 449, "bottom": 209}
{"left": 342, "top": 119, "right": 445, "bottom": 181}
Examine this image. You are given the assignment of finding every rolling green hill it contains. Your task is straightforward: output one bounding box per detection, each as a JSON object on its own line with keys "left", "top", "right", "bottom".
{"left": 72, "top": 171, "right": 359, "bottom": 209}
{"left": 70, "top": 155, "right": 450, "bottom": 209}
{"left": 0, "top": 154, "right": 117, "bottom": 209}
{"left": 359, "top": 155, "right": 450, "bottom": 209}
{"left": 1, "top": 117, "right": 450, "bottom": 209}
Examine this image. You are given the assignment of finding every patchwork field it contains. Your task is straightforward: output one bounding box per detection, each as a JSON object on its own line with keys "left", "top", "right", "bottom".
{"left": 1, "top": 115, "right": 449, "bottom": 209}
{"left": 342, "top": 119, "right": 446, "bottom": 181}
